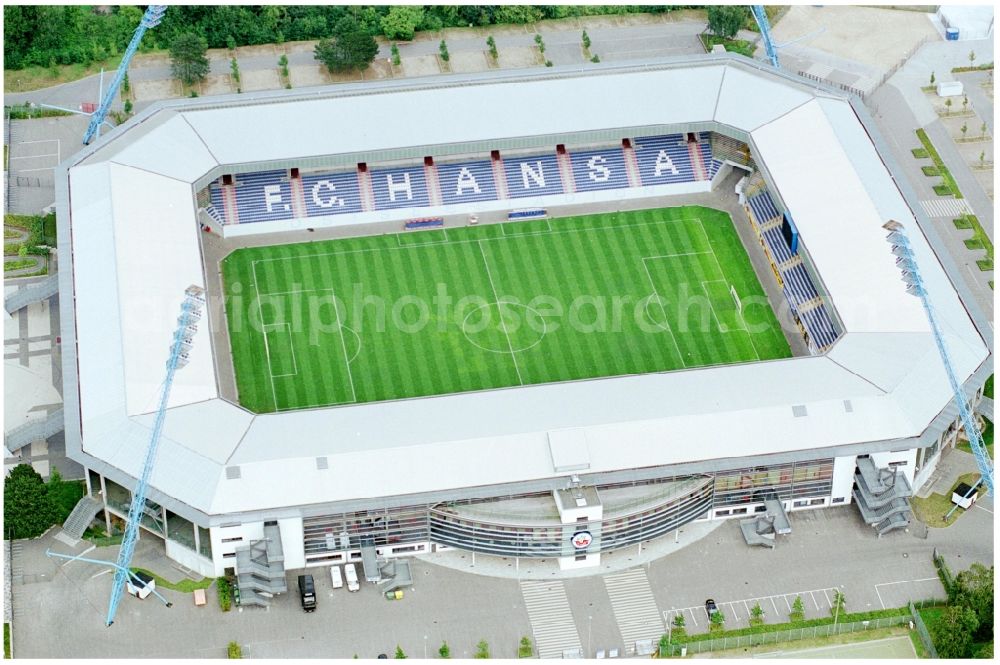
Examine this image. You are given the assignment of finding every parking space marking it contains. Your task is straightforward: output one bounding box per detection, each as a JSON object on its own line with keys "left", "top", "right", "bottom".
{"left": 664, "top": 587, "right": 838, "bottom": 632}
{"left": 873, "top": 577, "right": 940, "bottom": 610}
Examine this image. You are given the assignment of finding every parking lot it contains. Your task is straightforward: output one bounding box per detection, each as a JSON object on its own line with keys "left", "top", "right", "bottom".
{"left": 9, "top": 498, "right": 992, "bottom": 659}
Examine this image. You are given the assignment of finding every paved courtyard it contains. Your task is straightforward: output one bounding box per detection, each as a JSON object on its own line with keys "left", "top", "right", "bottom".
{"left": 8, "top": 499, "right": 991, "bottom": 659}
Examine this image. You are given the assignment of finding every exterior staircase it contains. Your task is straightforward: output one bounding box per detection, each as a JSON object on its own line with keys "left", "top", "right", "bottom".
{"left": 687, "top": 140, "right": 708, "bottom": 181}
{"left": 222, "top": 182, "right": 239, "bottom": 225}
{"left": 235, "top": 523, "right": 287, "bottom": 608}
{"left": 853, "top": 457, "right": 913, "bottom": 536}
{"left": 5, "top": 275, "right": 59, "bottom": 314}
{"left": 5, "top": 408, "right": 64, "bottom": 452}
{"left": 62, "top": 495, "right": 103, "bottom": 539}
{"left": 739, "top": 496, "right": 791, "bottom": 548}
{"left": 424, "top": 161, "right": 442, "bottom": 206}
{"left": 556, "top": 146, "right": 575, "bottom": 194}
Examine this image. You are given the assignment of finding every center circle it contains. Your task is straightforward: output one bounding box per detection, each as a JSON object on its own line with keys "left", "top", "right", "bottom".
{"left": 461, "top": 301, "right": 548, "bottom": 354}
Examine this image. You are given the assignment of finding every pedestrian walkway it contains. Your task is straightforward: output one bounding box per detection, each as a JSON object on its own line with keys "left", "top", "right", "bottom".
{"left": 919, "top": 198, "right": 974, "bottom": 218}
{"left": 520, "top": 580, "right": 582, "bottom": 659}
{"left": 603, "top": 567, "right": 664, "bottom": 652}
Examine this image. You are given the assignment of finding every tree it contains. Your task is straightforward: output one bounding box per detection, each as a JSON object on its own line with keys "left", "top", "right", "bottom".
{"left": 381, "top": 6, "right": 424, "bottom": 41}
{"left": 314, "top": 18, "right": 378, "bottom": 73}
{"left": 227, "top": 642, "right": 242, "bottom": 659}
{"left": 670, "top": 613, "right": 686, "bottom": 639}
{"left": 790, "top": 595, "right": 805, "bottom": 622}
{"left": 709, "top": 609, "right": 725, "bottom": 632}
{"left": 945, "top": 97, "right": 953, "bottom": 114}
{"left": 474, "top": 640, "right": 490, "bottom": 659}
{"left": 962, "top": 95, "right": 969, "bottom": 112}
{"left": 518, "top": 637, "right": 532, "bottom": 658}
{"left": 830, "top": 590, "right": 846, "bottom": 617}
{"left": 969, "top": 49, "right": 976, "bottom": 66}
{"left": 582, "top": 30, "right": 591, "bottom": 50}
{"left": 982, "top": 121, "right": 989, "bottom": 138}
{"left": 534, "top": 33, "right": 545, "bottom": 54}
{"left": 3, "top": 464, "right": 59, "bottom": 539}
{"left": 931, "top": 604, "right": 979, "bottom": 658}
{"left": 124, "top": 99, "right": 133, "bottom": 115}
{"left": 930, "top": 70, "right": 936, "bottom": 86}
{"left": 954, "top": 563, "right": 994, "bottom": 640}
{"left": 230, "top": 57, "right": 240, "bottom": 83}
{"left": 707, "top": 6, "right": 749, "bottom": 39}
{"left": 590, "top": 54, "right": 600, "bottom": 63}
{"left": 486, "top": 35, "right": 498, "bottom": 61}
{"left": 750, "top": 602, "right": 765, "bottom": 626}
{"left": 170, "top": 33, "right": 209, "bottom": 86}
{"left": 961, "top": 122, "right": 968, "bottom": 139}
{"left": 394, "top": 645, "right": 406, "bottom": 659}
{"left": 438, "top": 642, "right": 450, "bottom": 659}
{"left": 390, "top": 44, "right": 400, "bottom": 66}
{"left": 439, "top": 40, "right": 450, "bottom": 62}
{"left": 980, "top": 150, "right": 986, "bottom": 168}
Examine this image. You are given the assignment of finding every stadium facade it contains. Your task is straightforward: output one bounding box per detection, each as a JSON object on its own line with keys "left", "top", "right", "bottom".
{"left": 56, "top": 55, "right": 991, "bottom": 593}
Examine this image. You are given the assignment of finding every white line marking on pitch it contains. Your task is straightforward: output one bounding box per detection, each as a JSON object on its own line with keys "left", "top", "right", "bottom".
{"left": 252, "top": 261, "right": 281, "bottom": 411}
{"left": 330, "top": 288, "right": 359, "bottom": 403}
{"left": 263, "top": 322, "right": 298, "bottom": 377}
{"left": 640, "top": 257, "right": 686, "bottom": 367}
{"left": 477, "top": 241, "right": 523, "bottom": 385}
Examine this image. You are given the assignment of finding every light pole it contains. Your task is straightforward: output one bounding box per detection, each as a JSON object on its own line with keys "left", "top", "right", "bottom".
{"left": 588, "top": 615, "right": 592, "bottom": 657}
{"left": 423, "top": 635, "right": 427, "bottom": 659}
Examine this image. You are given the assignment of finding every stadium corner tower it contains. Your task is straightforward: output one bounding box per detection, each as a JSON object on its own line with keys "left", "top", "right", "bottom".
{"left": 57, "top": 55, "right": 991, "bottom": 588}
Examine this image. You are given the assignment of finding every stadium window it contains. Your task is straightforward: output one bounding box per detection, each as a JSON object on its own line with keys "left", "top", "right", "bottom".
{"left": 715, "top": 509, "right": 731, "bottom": 517}
{"left": 732, "top": 507, "right": 748, "bottom": 515}
{"left": 221, "top": 537, "right": 243, "bottom": 543}
{"left": 792, "top": 500, "right": 809, "bottom": 508}
{"left": 222, "top": 552, "right": 236, "bottom": 559}
{"left": 575, "top": 554, "right": 587, "bottom": 562}
{"left": 832, "top": 497, "right": 846, "bottom": 504}
{"left": 809, "top": 498, "right": 826, "bottom": 506}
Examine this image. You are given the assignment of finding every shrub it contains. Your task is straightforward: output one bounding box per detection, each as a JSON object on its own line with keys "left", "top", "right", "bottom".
{"left": 486, "top": 36, "right": 498, "bottom": 61}
{"left": 933, "top": 183, "right": 953, "bottom": 196}
{"left": 534, "top": 34, "right": 545, "bottom": 54}
{"left": 123, "top": 99, "right": 133, "bottom": 115}
{"left": 390, "top": 44, "right": 401, "bottom": 67}
{"left": 709, "top": 609, "right": 726, "bottom": 632}
{"left": 790, "top": 595, "right": 805, "bottom": 622}
{"left": 438, "top": 642, "right": 450, "bottom": 659}
{"left": 911, "top": 147, "right": 929, "bottom": 158}
{"left": 830, "top": 590, "right": 846, "bottom": 617}
{"left": 439, "top": 40, "right": 450, "bottom": 62}
{"left": 750, "top": 602, "right": 765, "bottom": 626}
{"left": 395, "top": 645, "right": 406, "bottom": 659}
{"left": 475, "top": 640, "right": 490, "bottom": 658}
{"left": 517, "top": 636, "right": 532, "bottom": 658}
{"left": 228, "top": 642, "right": 242, "bottom": 659}
{"left": 230, "top": 57, "right": 240, "bottom": 83}
{"left": 582, "top": 30, "right": 591, "bottom": 50}
{"left": 590, "top": 54, "right": 600, "bottom": 63}
{"left": 921, "top": 165, "right": 940, "bottom": 176}
{"left": 217, "top": 577, "right": 232, "bottom": 611}
{"left": 545, "top": 60, "right": 553, "bottom": 67}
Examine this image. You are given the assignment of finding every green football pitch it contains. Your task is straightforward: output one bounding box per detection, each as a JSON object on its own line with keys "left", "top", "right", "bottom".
{"left": 222, "top": 206, "right": 791, "bottom": 413}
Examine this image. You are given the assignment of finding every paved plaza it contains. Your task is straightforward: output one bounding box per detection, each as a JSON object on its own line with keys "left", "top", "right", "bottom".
{"left": 8, "top": 498, "right": 991, "bottom": 659}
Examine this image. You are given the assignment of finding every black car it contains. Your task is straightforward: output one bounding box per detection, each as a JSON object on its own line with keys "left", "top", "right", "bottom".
{"left": 298, "top": 574, "right": 317, "bottom": 612}
{"left": 705, "top": 598, "right": 719, "bottom": 619}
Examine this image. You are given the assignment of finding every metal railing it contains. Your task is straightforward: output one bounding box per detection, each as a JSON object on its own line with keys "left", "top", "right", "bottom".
{"left": 908, "top": 601, "right": 939, "bottom": 658}
{"left": 660, "top": 615, "right": 910, "bottom": 656}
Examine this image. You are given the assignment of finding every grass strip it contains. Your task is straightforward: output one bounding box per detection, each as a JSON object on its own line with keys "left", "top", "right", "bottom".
{"left": 131, "top": 567, "right": 214, "bottom": 593}
{"left": 915, "top": 129, "right": 962, "bottom": 199}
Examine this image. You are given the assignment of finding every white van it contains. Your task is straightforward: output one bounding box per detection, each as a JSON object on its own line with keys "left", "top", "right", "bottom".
{"left": 330, "top": 565, "right": 343, "bottom": 590}
{"left": 344, "top": 563, "right": 360, "bottom": 592}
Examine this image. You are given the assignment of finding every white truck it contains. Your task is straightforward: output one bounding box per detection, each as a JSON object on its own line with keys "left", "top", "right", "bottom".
{"left": 343, "top": 562, "right": 360, "bottom": 592}
{"left": 330, "top": 565, "right": 344, "bottom": 590}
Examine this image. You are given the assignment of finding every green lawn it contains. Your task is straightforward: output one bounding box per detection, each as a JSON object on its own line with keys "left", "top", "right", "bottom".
{"left": 222, "top": 206, "right": 790, "bottom": 413}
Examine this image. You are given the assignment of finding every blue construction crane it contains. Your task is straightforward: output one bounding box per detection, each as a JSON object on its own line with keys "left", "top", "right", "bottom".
{"left": 883, "top": 221, "right": 994, "bottom": 508}
{"left": 102, "top": 285, "right": 204, "bottom": 626}
{"left": 82, "top": 5, "right": 167, "bottom": 145}
{"left": 750, "top": 5, "right": 780, "bottom": 69}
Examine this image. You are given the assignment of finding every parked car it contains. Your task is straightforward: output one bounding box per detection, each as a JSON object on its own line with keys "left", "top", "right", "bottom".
{"left": 344, "top": 563, "right": 360, "bottom": 592}
{"left": 330, "top": 565, "right": 344, "bottom": 590}
{"left": 705, "top": 599, "right": 719, "bottom": 620}
{"left": 298, "top": 574, "right": 317, "bottom": 612}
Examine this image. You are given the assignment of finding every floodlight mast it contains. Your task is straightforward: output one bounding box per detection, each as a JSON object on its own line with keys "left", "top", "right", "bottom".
{"left": 82, "top": 5, "right": 167, "bottom": 145}
{"left": 104, "top": 286, "right": 205, "bottom": 626}
{"left": 750, "top": 6, "right": 780, "bottom": 69}
{"left": 882, "top": 221, "right": 994, "bottom": 506}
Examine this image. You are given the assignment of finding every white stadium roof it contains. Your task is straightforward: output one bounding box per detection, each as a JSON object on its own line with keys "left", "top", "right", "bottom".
{"left": 59, "top": 56, "right": 989, "bottom": 519}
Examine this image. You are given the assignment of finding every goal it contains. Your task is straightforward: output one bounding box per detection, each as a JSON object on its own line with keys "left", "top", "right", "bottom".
{"left": 730, "top": 284, "right": 743, "bottom": 313}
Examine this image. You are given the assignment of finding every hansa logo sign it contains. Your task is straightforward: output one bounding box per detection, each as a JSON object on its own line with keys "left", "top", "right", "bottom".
{"left": 571, "top": 530, "right": 593, "bottom": 550}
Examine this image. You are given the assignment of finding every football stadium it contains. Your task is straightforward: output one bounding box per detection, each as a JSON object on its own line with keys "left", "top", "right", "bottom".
{"left": 57, "top": 55, "right": 991, "bottom": 600}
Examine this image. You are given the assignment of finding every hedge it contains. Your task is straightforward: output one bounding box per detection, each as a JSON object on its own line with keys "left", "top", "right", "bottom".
{"left": 672, "top": 607, "right": 910, "bottom": 644}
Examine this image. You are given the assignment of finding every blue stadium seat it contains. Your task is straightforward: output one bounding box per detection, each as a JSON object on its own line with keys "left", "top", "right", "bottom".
{"left": 437, "top": 160, "right": 498, "bottom": 205}
{"left": 503, "top": 153, "right": 564, "bottom": 199}
{"left": 781, "top": 263, "right": 819, "bottom": 310}
{"left": 301, "top": 170, "right": 363, "bottom": 217}
{"left": 569, "top": 147, "right": 630, "bottom": 192}
{"left": 204, "top": 205, "right": 224, "bottom": 225}
{"left": 232, "top": 170, "right": 296, "bottom": 224}
{"left": 370, "top": 166, "right": 430, "bottom": 211}
{"left": 800, "top": 305, "right": 838, "bottom": 349}
{"left": 747, "top": 190, "right": 781, "bottom": 225}
{"left": 763, "top": 227, "right": 793, "bottom": 265}
{"left": 633, "top": 134, "right": 696, "bottom": 185}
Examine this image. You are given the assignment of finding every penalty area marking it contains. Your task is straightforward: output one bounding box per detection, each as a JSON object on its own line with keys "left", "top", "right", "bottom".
{"left": 251, "top": 261, "right": 281, "bottom": 411}
{"left": 262, "top": 322, "right": 299, "bottom": 377}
